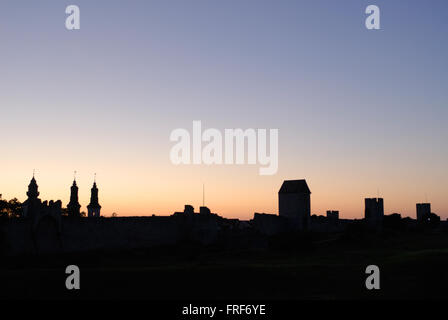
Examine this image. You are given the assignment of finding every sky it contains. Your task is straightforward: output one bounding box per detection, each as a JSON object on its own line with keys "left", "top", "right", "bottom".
{"left": 0, "top": 0, "right": 447, "bottom": 220}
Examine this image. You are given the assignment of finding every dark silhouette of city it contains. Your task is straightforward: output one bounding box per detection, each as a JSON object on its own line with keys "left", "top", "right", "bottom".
{"left": 0, "top": 175, "right": 447, "bottom": 300}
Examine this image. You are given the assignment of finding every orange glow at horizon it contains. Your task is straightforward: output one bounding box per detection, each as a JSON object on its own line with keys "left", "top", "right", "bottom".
{"left": 2, "top": 157, "right": 447, "bottom": 221}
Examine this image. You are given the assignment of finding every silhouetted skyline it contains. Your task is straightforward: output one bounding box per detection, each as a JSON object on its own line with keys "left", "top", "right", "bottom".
{"left": 1, "top": 175, "right": 443, "bottom": 222}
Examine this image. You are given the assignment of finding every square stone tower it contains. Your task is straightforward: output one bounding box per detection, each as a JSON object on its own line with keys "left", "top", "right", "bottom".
{"left": 364, "top": 198, "right": 384, "bottom": 224}
{"left": 278, "top": 179, "right": 311, "bottom": 230}
{"left": 416, "top": 203, "right": 431, "bottom": 221}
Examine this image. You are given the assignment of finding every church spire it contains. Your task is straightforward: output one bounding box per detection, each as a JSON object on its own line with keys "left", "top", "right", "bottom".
{"left": 22, "top": 172, "right": 41, "bottom": 219}
{"left": 87, "top": 174, "right": 101, "bottom": 217}
{"left": 67, "top": 171, "right": 81, "bottom": 217}
{"left": 27, "top": 173, "right": 39, "bottom": 200}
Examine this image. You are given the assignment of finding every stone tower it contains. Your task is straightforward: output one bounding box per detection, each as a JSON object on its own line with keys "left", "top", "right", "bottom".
{"left": 27, "top": 176, "right": 40, "bottom": 200}
{"left": 22, "top": 176, "right": 41, "bottom": 218}
{"left": 87, "top": 181, "right": 101, "bottom": 217}
{"left": 278, "top": 179, "right": 311, "bottom": 230}
{"left": 416, "top": 203, "right": 431, "bottom": 221}
{"left": 364, "top": 198, "right": 384, "bottom": 224}
{"left": 67, "top": 179, "right": 81, "bottom": 217}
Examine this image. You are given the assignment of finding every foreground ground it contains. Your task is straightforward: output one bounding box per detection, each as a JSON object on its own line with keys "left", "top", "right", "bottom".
{"left": 0, "top": 229, "right": 447, "bottom": 300}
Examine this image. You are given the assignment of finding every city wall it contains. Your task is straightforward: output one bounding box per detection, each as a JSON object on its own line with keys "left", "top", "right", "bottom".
{"left": 0, "top": 215, "right": 220, "bottom": 256}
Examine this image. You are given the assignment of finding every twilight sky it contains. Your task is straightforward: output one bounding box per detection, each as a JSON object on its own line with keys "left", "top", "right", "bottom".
{"left": 0, "top": 0, "right": 447, "bottom": 220}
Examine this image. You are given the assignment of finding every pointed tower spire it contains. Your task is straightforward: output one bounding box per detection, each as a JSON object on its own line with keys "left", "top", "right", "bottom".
{"left": 67, "top": 171, "right": 81, "bottom": 217}
{"left": 27, "top": 172, "right": 39, "bottom": 199}
{"left": 22, "top": 172, "right": 41, "bottom": 218}
{"left": 87, "top": 174, "right": 101, "bottom": 218}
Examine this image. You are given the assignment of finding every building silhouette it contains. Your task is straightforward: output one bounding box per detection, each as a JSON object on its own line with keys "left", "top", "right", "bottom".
{"left": 3, "top": 175, "right": 446, "bottom": 257}
{"left": 183, "top": 205, "right": 194, "bottom": 215}
{"left": 200, "top": 206, "right": 211, "bottom": 215}
{"left": 22, "top": 176, "right": 41, "bottom": 218}
{"left": 364, "top": 198, "right": 384, "bottom": 224}
{"left": 278, "top": 179, "right": 311, "bottom": 229}
{"left": 21, "top": 176, "right": 62, "bottom": 231}
{"left": 416, "top": 203, "right": 431, "bottom": 221}
{"left": 67, "top": 179, "right": 81, "bottom": 217}
{"left": 326, "top": 210, "right": 339, "bottom": 222}
{"left": 173, "top": 205, "right": 214, "bottom": 216}
{"left": 87, "top": 181, "right": 101, "bottom": 217}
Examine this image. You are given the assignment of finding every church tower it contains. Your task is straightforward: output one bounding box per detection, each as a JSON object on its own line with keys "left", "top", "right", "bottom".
{"left": 22, "top": 173, "right": 41, "bottom": 218}
{"left": 27, "top": 176, "right": 40, "bottom": 200}
{"left": 67, "top": 174, "right": 81, "bottom": 217}
{"left": 87, "top": 176, "right": 101, "bottom": 217}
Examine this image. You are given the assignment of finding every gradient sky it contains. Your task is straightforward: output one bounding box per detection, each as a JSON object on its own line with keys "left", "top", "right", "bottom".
{"left": 1, "top": 0, "right": 447, "bottom": 220}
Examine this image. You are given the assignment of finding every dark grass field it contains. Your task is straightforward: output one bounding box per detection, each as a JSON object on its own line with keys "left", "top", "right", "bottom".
{"left": 1, "top": 231, "right": 447, "bottom": 300}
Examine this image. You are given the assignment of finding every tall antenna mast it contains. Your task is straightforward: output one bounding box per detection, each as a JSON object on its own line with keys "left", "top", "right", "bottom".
{"left": 74, "top": 170, "right": 77, "bottom": 181}
{"left": 94, "top": 173, "right": 97, "bottom": 183}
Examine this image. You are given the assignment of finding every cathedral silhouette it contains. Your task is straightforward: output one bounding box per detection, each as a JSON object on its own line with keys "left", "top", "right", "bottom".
{"left": 22, "top": 174, "right": 101, "bottom": 220}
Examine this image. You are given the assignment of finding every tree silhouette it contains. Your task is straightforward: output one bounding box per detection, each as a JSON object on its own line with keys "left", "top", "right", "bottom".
{"left": 0, "top": 197, "right": 8, "bottom": 218}
{"left": 0, "top": 197, "right": 22, "bottom": 218}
